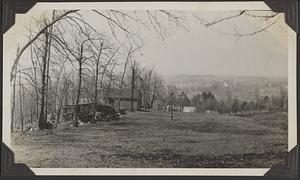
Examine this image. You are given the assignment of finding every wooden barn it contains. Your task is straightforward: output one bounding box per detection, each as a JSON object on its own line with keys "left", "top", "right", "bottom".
{"left": 104, "top": 88, "right": 141, "bottom": 111}
{"left": 62, "top": 102, "right": 94, "bottom": 122}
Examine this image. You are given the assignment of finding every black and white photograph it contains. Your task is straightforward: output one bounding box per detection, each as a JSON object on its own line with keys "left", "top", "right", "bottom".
{"left": 2, "top": 1, "right": 297, "bottom": 175}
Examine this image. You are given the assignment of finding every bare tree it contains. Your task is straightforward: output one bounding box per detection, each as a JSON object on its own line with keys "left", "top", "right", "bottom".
{"left": 167, "top": 85, "right": 178, "bottom": 120}
{"left": 56, "top": 75, "right": 71, "bottom": 126}
{"left": 30, "top": 41, "right": 40, "bottom": 122}
{"left": 52, "top": 25, "right": 96, "bottom": 126}
{"left": 38, "top": 28, "right": 51, "bottom": 130}
{"left": 11, "top": 46, "right": 20, "bottom": 132}
{"left": 135, "top": 66, "right": 164, "bottom": 110}
{"left": 279, "top": 88, "right": 288, "bottom": 111}
{"left": 10, "top": 10, "right": 79, "bottom": 82}
{"left": 170, "top": 91, "right": 174, "bottom": 121}
{"left": 107, "top": 60, "right": 119, "bottom": 92}
{"left": 91, "top": 42, "right": 104, "bottom": 122}
{"left": 18, "top": 70, "right": 24, "bottom": 132}
{"left": 219, "top": 100, "right": 224, "bottom": 114}
{"left": 150, "top": 74, "right": 163, "bottom": 109}
{"left": 118, "top": 44, "right": 141, "bottom": 110}
{"left": 49, "top": 55, "right": 69, "bottom": 126}
{"left": 44, "top": 10, "right": 56, "bottom": 122}
{"left": 193, "top": 10, "right": 281, "bottom": 40}
{"left": 99, "top": 44, "right": 123, "bottom": 99}
{"left": 130, "top": 60, "right": 137, "bottom": 112}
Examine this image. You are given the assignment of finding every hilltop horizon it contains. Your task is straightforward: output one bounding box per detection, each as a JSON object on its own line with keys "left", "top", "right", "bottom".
{"left": 162, "top": 73, "right": 288, "bottom": 81}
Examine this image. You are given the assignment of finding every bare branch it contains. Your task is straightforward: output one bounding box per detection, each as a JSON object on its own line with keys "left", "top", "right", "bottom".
{"left": 92, "top": 10, "right": 133, "bottom": 35}
{"left": 219, "top": 15, "right": 281, "bottom": 40}
{"left": 10, "top": 10, "right": 79, "bottom": 82}
{"left": 193, "top": 11, "right": 246, "bottom": 27}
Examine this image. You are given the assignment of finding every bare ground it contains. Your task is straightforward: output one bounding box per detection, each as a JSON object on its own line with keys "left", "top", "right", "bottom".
{"left": 11, "top": 112, "right": 288, "bottom": 168}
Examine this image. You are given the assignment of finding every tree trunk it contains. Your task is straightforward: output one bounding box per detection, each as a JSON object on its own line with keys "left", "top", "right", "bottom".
{"left": 131, "top": 64, "right": 135, "bottom": 112}
{"left": 280, "top": 99, "right": 284, "bottom": 111}
{"left": 22, "top": 84, "right": 26, "bottom": 128}
{"left": 64, "top": 81, "right": 69, "bottom": 107}
{"left": 92, "top": 43, "right": 103, "bottom": 122}
{"left": 170, "top": 92, "right": 174, "bottom": 121}
{"left": 72, "top": 72, "right": 75, "bottom": 104}
{"left": 31, "top": 45, "right": 39, "bottom": 122}
{"left": 220, "top": 101, "right": 223, "bottom": 114}
{"left": 11, "top": 69, "right": 17, "bottom": 132}
{"left": 19, "top": 72, "right": 24, "bottom": 132}
{"left": 146, "top": 69, "right": 153, "bottom": 108}
{"left": 38, "top": 31, "right": 49, "bottom": 130}
{"left": 45, "top": 12, "right": 54, "bottom": 122}
{"left": 11, "top": 47, "right": 21, "bottom": 132}
{"left": 93, "top": 74, "right": 99, "bottom": 122}
{"left": 44, "top": 58, "right": 50, "bottom": 121}
{"left": 30, "top": 106, "right": 33, "bottom": 128}
{"left": 255, "top": 98, "right": 259, "bottom": 111}
{"left": 57, "top": 82, "right": 69, "bottom": 124}
{"left": 52, "top": 64, "right": 64, "bottom": 126}
{"left": 107, "top": 61, "right": 117, "bottom": 93}
{"left": 74, "top": 62, "right": 82, "bottom": 127}
{"left": 119, "top": 54, "right": 130, "bottom": 110}
{"left": 62, "top": 79, "right": 69, "bottom": 122}
{"left": 150, "top": 83, "right": 157, "bottom": 109}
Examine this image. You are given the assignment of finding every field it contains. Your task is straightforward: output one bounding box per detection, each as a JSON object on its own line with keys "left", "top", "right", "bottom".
{"left": 11, "top": 112, "right": 288, "bottom": 168}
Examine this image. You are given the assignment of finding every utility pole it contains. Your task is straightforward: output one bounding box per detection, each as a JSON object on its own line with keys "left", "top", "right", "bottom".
{"left": 170, "top": 92, "right": 174, "bottom": 120}
{"left": 179, "top": 92, "right": 184, "bottom": 112}
{"left": 131, "top": 61, "right": 136, "bottom": 112}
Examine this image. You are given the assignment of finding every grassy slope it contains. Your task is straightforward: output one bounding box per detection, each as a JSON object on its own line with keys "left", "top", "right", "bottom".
{"left": 11, "top": 112, "right": 288, "bottom": 168}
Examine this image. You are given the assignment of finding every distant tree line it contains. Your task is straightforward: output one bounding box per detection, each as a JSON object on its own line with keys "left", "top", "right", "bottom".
{"left": 165, "top": 88, "right": 288, "bottom": 115}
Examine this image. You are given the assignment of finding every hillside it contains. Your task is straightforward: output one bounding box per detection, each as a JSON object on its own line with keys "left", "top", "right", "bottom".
{"left": 164, "top": 74, "right": 288, "bottom": 101}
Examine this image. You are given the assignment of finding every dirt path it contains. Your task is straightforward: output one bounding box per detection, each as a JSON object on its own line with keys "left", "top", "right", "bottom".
{"left": 11, "top": 112, "right": 288, "bottom": 168}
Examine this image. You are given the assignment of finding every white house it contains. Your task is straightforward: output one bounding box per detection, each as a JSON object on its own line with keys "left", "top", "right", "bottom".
{"left": 183, "top": 106, "right": 196, "bottom": 112}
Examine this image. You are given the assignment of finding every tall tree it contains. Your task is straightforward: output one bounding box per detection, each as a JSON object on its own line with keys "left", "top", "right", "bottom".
{"left": 18, "top": 70, "right": 24, "bottom": 132}
{"left": 92, "top": 42, "right": 103, "bottom": 122}
{"left": 10, "top": 10, "right": 79, "bottom": 82}
{"left": 44, "top": 10, "right": 56, "bottom": 122}
{"left": 118, "top": 45, "right": 140, "bottom": 110}
{"left": 130, "top": 60, "right": 136, "bottom": 112}
{"left": 38, "top": 28, "right": 50, "bottom": 130}
{"left": 11, "top": 47, "right": 20, "bottom": 132}
{"left": 279, "top": 88, "right": 288, "bottom": 111}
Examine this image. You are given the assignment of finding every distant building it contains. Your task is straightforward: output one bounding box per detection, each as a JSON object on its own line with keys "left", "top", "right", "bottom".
{"left": 105, "top": 88, "right": 141, "bottom": 111}
{"left": 223, "top": 80, "right": 229, "bottom": 88}
{"left": 183, "top": 106, "right": 196, "bottom": 113}
{"left": 64, "top": 87, "right": 91, "bottom": 105}
{"left": 165, "top": 105, "right": 181, "bottom": 112}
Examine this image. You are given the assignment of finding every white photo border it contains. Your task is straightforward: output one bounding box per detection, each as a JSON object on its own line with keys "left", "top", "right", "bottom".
{"left": 2, "top": 1, "right": 297, "bottom": 176}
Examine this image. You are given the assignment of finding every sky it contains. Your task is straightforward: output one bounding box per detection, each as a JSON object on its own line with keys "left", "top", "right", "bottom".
{"left": 4, "top": 8, "right": 288, "bottom": 79}
{"left": 138, "top": 11, "right": 288, "bottom": 78}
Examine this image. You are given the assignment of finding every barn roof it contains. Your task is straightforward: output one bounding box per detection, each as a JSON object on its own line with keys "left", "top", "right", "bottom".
{"left": 106, "top": 88, "right": 139, "bottom": 99}
{"left": 63, "top": 102, "right": 94, "bottom": 108}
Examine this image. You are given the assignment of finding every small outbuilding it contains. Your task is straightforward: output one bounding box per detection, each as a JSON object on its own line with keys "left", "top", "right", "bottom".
{"left": 105, "top": 88, "right": 141, "bottom": 111}
{"left": 183, "top": 106, "right": 197, "bottom": 113}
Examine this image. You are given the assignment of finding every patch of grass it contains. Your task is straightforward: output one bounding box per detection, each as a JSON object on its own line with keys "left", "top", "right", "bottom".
{"left": 11, "top": 112, "right": 288, "bottom": 168}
